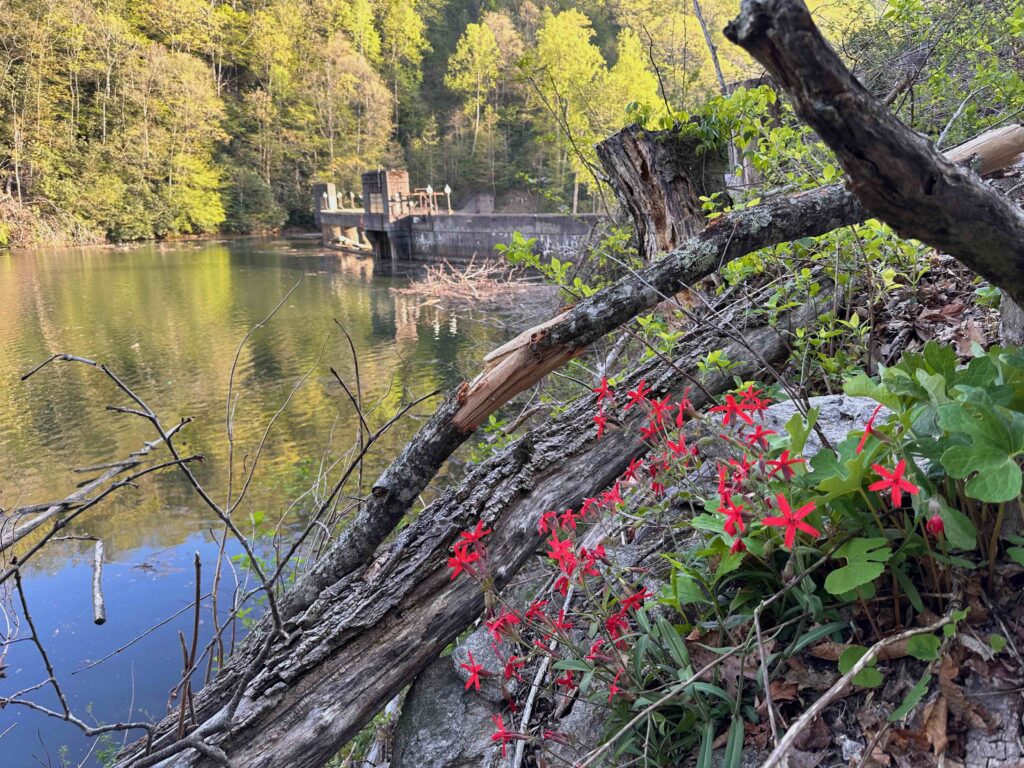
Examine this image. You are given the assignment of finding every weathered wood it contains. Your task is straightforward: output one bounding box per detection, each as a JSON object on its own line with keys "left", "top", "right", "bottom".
{"left": 596, "top": 124, "right": 729, "bottom": 260}
{"left": 724, "top": 0, "right": 1024, "bottom": 306}
{"left": 114, "top": 282, "right": 833, "bottom": 768}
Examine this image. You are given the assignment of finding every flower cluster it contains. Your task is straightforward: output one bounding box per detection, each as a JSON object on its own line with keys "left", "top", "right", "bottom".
{"left": 449, "top": 375, "right": 939, "bottom": 762}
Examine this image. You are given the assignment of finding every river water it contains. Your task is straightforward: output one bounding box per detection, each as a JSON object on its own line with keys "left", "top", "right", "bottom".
{"left": 0, "top": 238, "right": 514, "bottom": 765}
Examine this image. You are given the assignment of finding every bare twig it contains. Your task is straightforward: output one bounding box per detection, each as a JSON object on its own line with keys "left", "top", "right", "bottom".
{"left": 759, "top": 616, "right": 952, "bottom": 768}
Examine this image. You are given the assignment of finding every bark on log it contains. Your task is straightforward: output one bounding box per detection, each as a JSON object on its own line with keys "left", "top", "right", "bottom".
{"left": 595, "top": 124, "right": 729, "bottom": 260}
{"left": 724, "top": 0, "right": 1024, "bottom": 306}
{"left": 114, "top": 283, "right": 833, "bottom": 768}
{"left": 113, "top": 128, "right": 1024, "bottom": 768}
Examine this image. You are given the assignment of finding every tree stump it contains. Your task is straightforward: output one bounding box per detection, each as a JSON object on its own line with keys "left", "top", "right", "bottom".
{"left": 596, "top": 124, "right": 729, "bottom": 260}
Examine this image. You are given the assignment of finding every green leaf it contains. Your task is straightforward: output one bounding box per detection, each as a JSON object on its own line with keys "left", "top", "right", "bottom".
{"left": 721, "top": 716, "right": 745, "bottom": 768}
{"left": 696, "top": 720, "right": 715, "bottom": 768}
{"left": 785, "top": 407, "right": 818, "bottom": 455}
{"left": 888, "top": 672, "right": 932, "bottom": 721}
{"left": 905, "top": 634, "right": 940, "bottom": 661}
{"left": 825, "top": 538, "right": 892, "bottom": 595}
{"left": 990, "top": 634, "right": 1007, "bottom": 653}
{"left": 1006, "top": 546, "right": 1024, "bottom": 567}
{"left": 657, "top": 617, "right": 690, "bottom": 669}
{"left": 844, "top": 373, "right": 903, "bottom": 413}
{"left": 839, "top": 646, "right": 884, "bottom": 688}
{"left": 938, "top": 503, "right": 977, "bottom": 551}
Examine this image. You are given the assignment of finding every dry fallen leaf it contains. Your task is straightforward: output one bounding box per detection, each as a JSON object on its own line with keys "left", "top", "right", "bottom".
{"left": 922, "top": 695, "right": 949, "bottom": 755}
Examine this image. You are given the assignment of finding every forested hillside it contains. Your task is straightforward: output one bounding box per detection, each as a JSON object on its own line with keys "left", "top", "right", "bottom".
{"left": 0, "top": 0, "right": 863, "bottom": 246}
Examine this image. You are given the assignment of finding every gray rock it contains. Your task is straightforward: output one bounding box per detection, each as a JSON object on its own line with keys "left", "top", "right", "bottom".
{"left": 759, "top": 394, "right": 890, "bottom": 459}
{"left": 452, "top": 627, "right": 518, "bottom": 704}
{"left": 540, "top": 698, "right": 611, "bottom": 767}
{"left": 390, "top": 651, "right": 508, "bottom": 768}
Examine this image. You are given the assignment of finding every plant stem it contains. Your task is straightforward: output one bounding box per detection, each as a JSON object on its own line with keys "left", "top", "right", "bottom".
{"left": 988, "top": 502, "right": 1006, "bottom": 585}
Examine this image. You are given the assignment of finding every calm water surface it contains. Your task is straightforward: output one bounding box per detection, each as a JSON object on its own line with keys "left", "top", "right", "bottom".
{"left": 0, "top": 238, "right": 514, "bottom": 765}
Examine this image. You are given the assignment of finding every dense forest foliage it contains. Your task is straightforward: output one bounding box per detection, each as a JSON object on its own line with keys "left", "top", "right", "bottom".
{"left": 0, "top": 0, "right": 862, "bottom": 245}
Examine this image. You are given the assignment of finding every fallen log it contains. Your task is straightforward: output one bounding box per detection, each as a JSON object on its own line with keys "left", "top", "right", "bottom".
{"left": 115, "top": 280, "right": 834, "bottom": 767}
{"left": 114, "top": 127, "right": 1023, "bottom": 767}
{"left": 724, "top": 0, "right": 1024, "bottom": 306}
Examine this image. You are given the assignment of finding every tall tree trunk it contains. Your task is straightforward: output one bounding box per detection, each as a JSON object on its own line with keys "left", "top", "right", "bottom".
{"left": 692, "top": 0, "right": 728, "bottom": 94}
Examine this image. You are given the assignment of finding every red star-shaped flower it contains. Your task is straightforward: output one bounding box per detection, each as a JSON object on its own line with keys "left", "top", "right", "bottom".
{"left": 710, "top": 394, "right": 755, "bottom": 426}
{"left": 868, "top": 459, "right": 919, "bottom": 507}
{"left": 763, "top": 493, "right": 819, "bottom": 549}
{"left": 460, "top": 650, "right": 484, "bottom": 690}
{"left": 624, "top": 379, "right": 651, "bottom": 409}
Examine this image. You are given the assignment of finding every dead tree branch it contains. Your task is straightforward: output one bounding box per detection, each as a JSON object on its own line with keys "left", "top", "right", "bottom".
{"left": 724, "top": 0, "right": 1024, "bottom": 305}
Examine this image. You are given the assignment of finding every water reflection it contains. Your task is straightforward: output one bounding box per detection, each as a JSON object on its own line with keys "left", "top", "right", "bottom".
{"left": 0, "top": 238, "right": 510, "bottom": 765}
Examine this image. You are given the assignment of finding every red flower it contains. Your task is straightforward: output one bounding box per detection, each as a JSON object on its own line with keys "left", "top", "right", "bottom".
{"left": 553, "top": 575, "right": 570, "bottom": 595}
{"left": 738, "top": 384, "right": 770, "bottom": 413}
{"left": 460, "top": 520, "right": 492, "bottom": 545}
{"left": 585, "top": 638, "right": 606, "bottom": 661}
{"left": 538, "top": 510, "right": 559, "bottom": 535}
{"left": 554, "top": 669, "right": 576, "bottom": 689}
{"left": 624, "top": 379, "right": 651, "bottom": 409}
{"left": 608, "top": 669, "right": 624, "bottom": 702}
{"left": 666, "top": 434, "right": 689, "bottom": 457}
{"left": 601, "top": 482, "right": 623, "bottom": 507}
{"left": 593, "top": 376, "right": 613, "bottom": 404}
{"left": 768, "top": 450, "right": 805, "bottom": 480}
{"left": 763, "top": 493, "right": 820, "bottom": 549}
{"left": 675, "top": 390, "right": 693, "bottom": 428}
{"left": 856, "top": 404, "right": 885, "bottom": 454}
{"left": 728, "top": 456, "right": 753, "bottom": 482}
{"left": 486, "top": 610, "right": 521, "bottom": 641}
{"left": 649, "top": 395, "right": 676, "bottom": 426}
{"left": 579, "top": 497, "right": 599, "bottom": 517}
{"left": 461, "top": 650, "right": 484, "bottom": 691}
{"left": 925, "top": 513, "right": 944, "bottom": 537}
{"left": 580, "top": 547, "right": 601, "bottom": 576}
{"left": 447, "top": 541, "right": 480, "bottom": 581}
{"left": 623, "top": 457, "right": 644, "bottom": 480}
{"left": 710, "top": 394, "right": 755, "bottom": 426}
{"left": 651, "top": 481, "right": 665, "bottom": 497}
{"left": 593, "top": 410, "right": 608, "bottom": 440}
{"left": 718, "top": 498, "right": 746, "bottom": 536}
{"left": 552, "top": 609, "right": 573, "bottom": 633}
{"left": 525, "top": 599, "right": 549, "bottom": 622}
{"left": 503, "top": 655, "right": 526, "bottom": 681}
{"left": 717, "top": 464, "right": 732, "bottom": 497}
{"left": 730, "top": 538, "right": 746, "bottom": 554}
{"left": 560, "top": 508, "right": 578, "bottom": 531}
{"left": 745, "top": 424, "right": 777, "bottom": 450}
{"left": 546, "top": 532, "right": 574, "bottom": 564}
{"left": 620, "top": 587, "right": 651, "bottom": 611}
{"left": 605, "top": 609, "right": 629, "bottom": 640}
{"left": 490, "top": 714, "right": 515, "bottom": 757}
{"left": 868, "top": 459, "right": 920, "bottom": 508}
{"left": 639, "top": 420, "right": 660, "bottom": 441}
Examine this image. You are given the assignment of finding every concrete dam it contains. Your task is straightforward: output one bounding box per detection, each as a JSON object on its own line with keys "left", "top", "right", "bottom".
{"left": 313, "top": 170, "right": 604, "bottom": 260}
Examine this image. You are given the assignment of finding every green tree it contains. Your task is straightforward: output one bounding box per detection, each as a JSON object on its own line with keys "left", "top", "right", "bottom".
{"left": 445, "top": 22, "right": 500, "bottom": 154}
